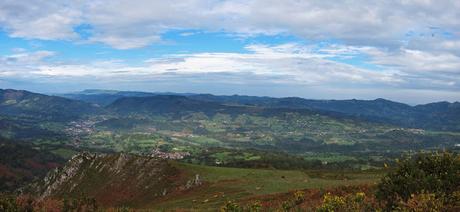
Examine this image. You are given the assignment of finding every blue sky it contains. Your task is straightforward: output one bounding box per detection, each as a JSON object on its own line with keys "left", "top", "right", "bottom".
{"left": 0, "top": 0, "right": 459, "bottom": 104}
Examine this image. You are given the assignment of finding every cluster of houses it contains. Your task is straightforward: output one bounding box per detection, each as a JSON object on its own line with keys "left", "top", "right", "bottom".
{"left": 65, "top": 120, "right": 96, "bottom": 136}
{"left": 149, "top": 148, "right": 190, "bottom": 160}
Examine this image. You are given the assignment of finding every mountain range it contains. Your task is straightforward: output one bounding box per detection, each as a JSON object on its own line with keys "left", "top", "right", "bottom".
{"left": 57, "top": 89, "right": 460, "bottom": 131}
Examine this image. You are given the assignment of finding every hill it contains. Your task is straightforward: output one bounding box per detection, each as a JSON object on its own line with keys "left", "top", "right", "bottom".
{"left": 33, "top": 152, "right": 202, "bottom": 207}
{"left": 189, "top": 95, "right": 460, "bottom": 131}
{"left": 0, "top": 138, "right": 65, "bottom": 193}
{"left": 58, "top": 89, "right": 191, "bottom": 106}
{"left": 31, "top": 152, "right": 381, "bottom": 210}
{"left": 1, "top": 89, "right": 459, "bottom": 164}
{"left": 0, "top": 89, "right": 108, "bottom": 140}
{"left": 85, "top": 95, "right": 460, "bottom": 158}
{"left": 413, "top": 101, "right": 460, "bottom": 131}
{"left": 0, "top": 89, "right": 105, "bottom": 122}
{"left": 0, "top": 116, "right": 65, "bottom": 140}
{"left": 62, "top": 90, "right": 460, "bottom": 131}
{"left": 107, "top": 95, "right": 229, "bottom": 116}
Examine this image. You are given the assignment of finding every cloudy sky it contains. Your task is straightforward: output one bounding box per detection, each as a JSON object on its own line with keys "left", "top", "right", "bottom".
{"left": 0, "top": 0, "right": 459, "bottom": 104}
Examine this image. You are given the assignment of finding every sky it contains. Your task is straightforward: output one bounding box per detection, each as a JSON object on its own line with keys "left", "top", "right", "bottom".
{"left": 0, "top": 1, "right": 459, "bottom": 104}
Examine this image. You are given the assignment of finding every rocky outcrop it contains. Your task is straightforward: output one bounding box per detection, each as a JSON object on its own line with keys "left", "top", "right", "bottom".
{"left": 34, "top": 152, "right": 202, "bottom": 206}
{"left": 39, "top": 152, "right": 101, "bottom": 199}
{"left": 184, "top": 174, "right": 202, "bottom": 190}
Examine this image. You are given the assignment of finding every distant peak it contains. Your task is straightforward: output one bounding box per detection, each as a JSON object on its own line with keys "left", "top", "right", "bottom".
{"left": 374, "top": 98, "right": 390, "bottom": 102}
{"left": 374, "top": 98, "right": 390, "bottom": 101}
{"left": 79, "top": 89, "right": 120, "bottom": 94}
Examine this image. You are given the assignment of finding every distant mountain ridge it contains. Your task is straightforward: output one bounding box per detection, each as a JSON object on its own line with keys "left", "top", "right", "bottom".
{"left": 107, "top": 95, "right": 224, "bottom": 116}
{"left": 106, "top": 95, "right": 283, "bottom": 118}
{"left": 0, "top": 89, "right": 105, "bottom": 121}
{"left": 59, "top": 89, "right": 195, "bottom": 106}
{"left": 61, "top": 89, "right": 460, "bottom": 131}
{"left": 1, "top": 88, "right": 459, "bottom": 131}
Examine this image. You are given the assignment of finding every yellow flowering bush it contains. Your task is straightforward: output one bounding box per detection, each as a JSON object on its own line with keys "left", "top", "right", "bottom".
{"left": 316, "top": 192, "right": 372, "bottom": 212}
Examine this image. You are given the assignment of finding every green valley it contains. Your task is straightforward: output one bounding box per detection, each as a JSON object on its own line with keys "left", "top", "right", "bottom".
{"left": 1, "top": 88, "right": 459, "bottom": 211}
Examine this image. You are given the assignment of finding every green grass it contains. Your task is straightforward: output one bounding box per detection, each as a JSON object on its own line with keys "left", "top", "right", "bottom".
{"left": 149, "top": 163, "right": 384, "bottom": 210}
{"left": 303, "top": 153, "right": 358, "bottom": 163}
{"left": 178, "top": 163, "right": 381, "bottom": 194}
{"left": 187, "top": 136, "right": 223, "bottom": 146}
{"left": 51, "top": 148, "right": 78, "bottom": 159}
{"left": 211, "top": 152, "right": 261, "bottom": 163}
{"left": 72, "top": 111, "right": 460, "bottom": 156}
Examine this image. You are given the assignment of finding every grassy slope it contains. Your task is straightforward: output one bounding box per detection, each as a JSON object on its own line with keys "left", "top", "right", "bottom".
{"left": 149, "top": 162, "right": 384, "bottom": 210}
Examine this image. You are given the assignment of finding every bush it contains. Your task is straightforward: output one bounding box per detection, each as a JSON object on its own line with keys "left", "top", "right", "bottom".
{"left": 293, "top": 190, "right": 305, "bottom": 204}
{"left": 248, "top": 201, "right": 262, "bottom": 212}
{"left": 396, "top": 192, "right": 445, "bottom": 212}
{"left": 220, "top": 200, "right": 242, "bottom": 212}
{"left": 316, "top": 193, "right": 346, "bottom": 212}
{"left": 316, "top": 192, "right": 374, "bottom": 212}
{"left": 376, "top": 152, "right": 460, "bottom": 210}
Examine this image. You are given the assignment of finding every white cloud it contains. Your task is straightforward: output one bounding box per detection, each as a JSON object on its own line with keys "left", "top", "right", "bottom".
{"left": 1, "top": 0, "right": 459, "bottom": 49}
{"left": 0, "top": 44, "right": 399, "bottom": 85}
{"left": 0, "top": 50, "right": 55, "bottom": 67}
{"left": 318, "top": 44, "right": 460, "bottom": 90}
{"left": 0, "top": 0, "right": 82, "bottom": 40}
{"left": 2, "top": 43, "right": 458, "bottom": 96}
{"left": 88, "top": 34, "right": 161, "bottom": 49}
{"left": 0, "top": 1, "right": 459, "bottom": 102}
{"left": 369, "top": 49, "right": 460, "bottom": 74}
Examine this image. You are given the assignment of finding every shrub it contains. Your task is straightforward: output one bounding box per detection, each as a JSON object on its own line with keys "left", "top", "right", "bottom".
{"left": 316, "top": 192, "right": 373, "bottom": 212}
{"left": 293, "top": 190, "right": 305, "bottom": 204}
{"left": 376, "top": 152, "right": 460, "bottom": 209}
{"left": 316, "top": 192, "right": 346, "bottom": 212}
{"left": 247, "top": 201, "right": 262, "bottom": 212}
{"left": 220, "top": 200, "right": 242, "bottom": 212}
{"left": 278, "top": 190, "right": 306, "bottom": 211}
{"left": 396, "top": 192, "right": 444, "bottom": 212}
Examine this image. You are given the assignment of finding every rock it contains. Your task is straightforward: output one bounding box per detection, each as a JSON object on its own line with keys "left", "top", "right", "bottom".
{"left": 31, "top": 152, "right": 203, "bottom": 206}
